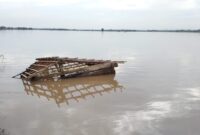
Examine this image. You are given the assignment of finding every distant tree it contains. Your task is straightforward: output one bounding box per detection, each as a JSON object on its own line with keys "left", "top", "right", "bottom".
{"left": 101, "top": 28, "right": 104, "bottom": 32}
{"left": 0, "top": 26, "right": 6, "bottom": 30}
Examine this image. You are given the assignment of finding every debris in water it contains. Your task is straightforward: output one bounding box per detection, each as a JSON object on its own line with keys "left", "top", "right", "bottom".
{"left": 13, "top": 56, "right": 125, "bottom": 80}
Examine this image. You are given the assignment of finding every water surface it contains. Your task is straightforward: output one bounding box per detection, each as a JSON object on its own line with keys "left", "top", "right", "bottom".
{"left": 0, "top": 31, "right": 200, "bottom": 135}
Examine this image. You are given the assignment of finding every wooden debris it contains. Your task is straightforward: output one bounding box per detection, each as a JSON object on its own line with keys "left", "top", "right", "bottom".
{"left": 13, "top": 56, "right": 125, "bottom": 80}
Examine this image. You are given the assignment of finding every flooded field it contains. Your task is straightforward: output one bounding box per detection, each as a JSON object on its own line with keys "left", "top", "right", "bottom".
{"left": 0, "top": 31, "right": 200, "bottom": 135}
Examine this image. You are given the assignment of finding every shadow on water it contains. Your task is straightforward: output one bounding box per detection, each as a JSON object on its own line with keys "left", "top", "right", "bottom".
{"left": 21, "top": 75, "right": 124, "bottom": 107}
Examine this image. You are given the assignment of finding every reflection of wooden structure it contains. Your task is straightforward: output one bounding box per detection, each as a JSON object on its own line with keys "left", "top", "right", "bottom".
{"left": 13, "top": 57, "right": 125, "bottom": 80}
{"left": 22, "top": 75, "right": 124, "bottom": 106}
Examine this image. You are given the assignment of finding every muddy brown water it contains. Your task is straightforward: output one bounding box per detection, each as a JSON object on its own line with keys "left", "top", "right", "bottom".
{"left": 0, "top": 31, "right": 200, "bottom": 135}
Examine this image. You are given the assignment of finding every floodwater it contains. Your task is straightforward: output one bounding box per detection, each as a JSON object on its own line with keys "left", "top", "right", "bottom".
{"left": 0, "top": 31, "right": 200, "bottom": 135}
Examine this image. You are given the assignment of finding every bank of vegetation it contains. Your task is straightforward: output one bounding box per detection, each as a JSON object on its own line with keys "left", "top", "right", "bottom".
{"left": 1, "top": 26, "right": 200, "bottom": 33}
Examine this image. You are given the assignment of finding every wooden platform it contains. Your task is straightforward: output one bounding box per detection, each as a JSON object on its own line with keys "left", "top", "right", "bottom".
{"left": 13, "top": 56, "right": 125, "bottom": 80}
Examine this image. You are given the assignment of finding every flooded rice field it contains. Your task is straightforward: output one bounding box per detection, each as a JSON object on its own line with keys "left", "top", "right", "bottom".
{"left": 0, "top": 31, "right": 200, "bottom": 135}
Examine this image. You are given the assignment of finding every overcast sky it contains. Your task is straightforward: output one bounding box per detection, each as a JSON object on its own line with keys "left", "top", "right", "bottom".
{"left": 0, "top": 0, "right": 200, "bottom": 29}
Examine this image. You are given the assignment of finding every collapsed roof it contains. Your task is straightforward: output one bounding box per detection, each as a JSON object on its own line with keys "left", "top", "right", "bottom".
{"left": 13, "top": 56, "right": 125, "bottom": 80}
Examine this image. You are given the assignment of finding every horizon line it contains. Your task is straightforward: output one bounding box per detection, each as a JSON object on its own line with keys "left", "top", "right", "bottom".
{"left": 0, "top": 26, "right": 200, "bottom": 32}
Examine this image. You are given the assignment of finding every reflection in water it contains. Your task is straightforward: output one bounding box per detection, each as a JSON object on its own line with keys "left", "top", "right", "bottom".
{"left": 184, "top": 87, "right": 200, "bottom": 101}
{"left": 0, "top": 55, "right": 5, "bottom": 72}
{"left": 0, "top": 55, "right": 4, "bottom": 59}
{"left": 113, "top": 101, "right": 172, "bottom": 135}
{"left": 113, "top": 86, "right": 200, "bottom": 135}
{"left": 22, "top": 75, "right": 124, "bottom": 107}
{"left": 0, "top": 128, "right": 8, "bottom": 135}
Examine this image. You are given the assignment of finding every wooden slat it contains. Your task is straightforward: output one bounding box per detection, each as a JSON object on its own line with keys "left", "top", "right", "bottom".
{"left": 36, "top": 60, "right": 58, "bottom": 63}
{"left": 32, "top": 64, "right": 49, "bottom": 67}
{"left": 21, "top": 73, "right": 27, "bottom": 78}
{"left": 24, "top": 72, "right": 32, "bottom": 76}
{"left": 28, "top": 68, "right": 39, "bottom": 72}
{"left": 64, "top": 63, "right": 86, "bottom": 70}
{"left": 36, "top": 57, "right": 59, "bottom": 61}
{"left": 12, "top": 72, "right": 22, "bottom": 78}
{"left": 27, "top": 63, "right": 56, "bottom": 79}
{"left": 63, "top": 58, "right": 105, "bottom": 64}
{"left": 112, "top": 61, "right": 126, "bottom": 64}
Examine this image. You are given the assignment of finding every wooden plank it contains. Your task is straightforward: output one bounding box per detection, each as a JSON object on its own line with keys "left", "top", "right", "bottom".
{"left": 36, "top": 60, "right": 58, "bottom": 63}
{"left": 37, "top": 57, "right": 124, "bottom": 65}
{"left": 24, "top": 71, "right": 33, "bottom": 76}
{"left": 21, "top": 73, "right": 27, "bottom": 78}
{"left": 32, "top": 64, "right": 49, "bottom": 67}
{"left": 26, "top": 63, "right": 56, "bottom": 79}
{"left": 12, "top": 72, "right": 22, "bottom": 78}
{"left": 63, "top": 58, "right": 105, "bottom": 63}
{"left": 64, "top": 63, "right": 86, "bottom": 70}
{"left": 112, "top": 61, "right": 126, "bottom": 64}
{"left": 86, "top": 63, "right": 112, "bottom": 71}
{"left": 28, "top": 68, "right": 39, "bottom": 72}
{"left": 36, "top": 57, "right": 59, "bottom": 61}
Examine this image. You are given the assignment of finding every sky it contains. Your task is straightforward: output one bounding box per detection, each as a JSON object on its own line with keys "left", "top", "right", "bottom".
{"left": 0, "top": 0, "right": 200, "bottom": 29}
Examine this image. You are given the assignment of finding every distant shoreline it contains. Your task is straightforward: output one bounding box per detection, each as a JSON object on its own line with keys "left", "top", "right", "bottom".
{"left": 0, "top": 26, "right": 200, "bottom": 33}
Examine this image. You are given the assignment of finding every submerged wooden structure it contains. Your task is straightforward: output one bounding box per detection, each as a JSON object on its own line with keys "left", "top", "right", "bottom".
{"left": 13, "top": 56, "right": 125, "bottom": 80}
{"left": 22, "top": 75, "right": 123, "bottom": 106}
